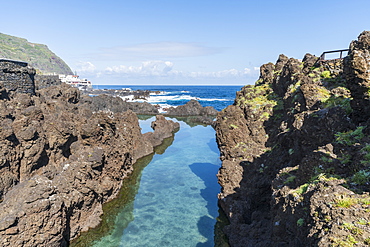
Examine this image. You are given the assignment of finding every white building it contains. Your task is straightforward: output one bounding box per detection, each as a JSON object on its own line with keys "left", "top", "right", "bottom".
{"left": 59, "top": 74, "right": 92, "bottom": 90}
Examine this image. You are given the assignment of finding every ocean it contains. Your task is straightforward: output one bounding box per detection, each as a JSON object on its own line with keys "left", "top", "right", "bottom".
{"left": 93, "top": 85, "right": 243, "bottom": 111}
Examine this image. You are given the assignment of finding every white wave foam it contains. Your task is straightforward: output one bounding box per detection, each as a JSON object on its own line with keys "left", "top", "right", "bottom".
{"left": 156, "top": 104, "right": 176, "bottom": 113}
{"left": 149, "top": 95, "right": 229, "bottom": 102}
{"left": 119, "top": 94, "right": 229, "bottom": 104}
{"left": 146, "top": 95, "right": 198, "bottom": 103}
{"left": 119, "top": 95, "right": 136, "bottom": 102}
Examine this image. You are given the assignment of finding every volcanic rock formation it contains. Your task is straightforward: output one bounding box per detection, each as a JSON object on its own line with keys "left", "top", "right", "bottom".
{"left": 0, "top": 80, "right": 179, "bottom": 246}
{"left": 215, "top": 31, "right": 370, "bottom": 246}
{"left": 165, "top": 99, "right": 218, "bottom": 125}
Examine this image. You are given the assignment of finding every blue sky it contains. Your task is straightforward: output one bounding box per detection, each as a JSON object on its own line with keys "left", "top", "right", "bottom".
{"left": 1, "top": 0, "right": 370, "bottom": 85}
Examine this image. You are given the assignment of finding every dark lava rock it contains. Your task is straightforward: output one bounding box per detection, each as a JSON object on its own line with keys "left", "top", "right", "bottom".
{"left": 164, "top": 99, "right": 218, "bottom": 125}
{"left": 143, "top": 115, "right": 180, "bottom": 147}
{"left": 0, "top": 81, "right": 179, "bottom": 246}
{"left": 166, "top": 99, "right": 218, "bottom": 117}
{"left": 82, "top": 93, "right": 159, "bottom": 115}
{"left": 215, "top": 31, "right": 370, "bottom": 246}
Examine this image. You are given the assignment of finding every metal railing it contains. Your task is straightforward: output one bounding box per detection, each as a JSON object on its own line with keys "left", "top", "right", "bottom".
{"left": 319, "top": 49, "right": 349, "bottom": 61}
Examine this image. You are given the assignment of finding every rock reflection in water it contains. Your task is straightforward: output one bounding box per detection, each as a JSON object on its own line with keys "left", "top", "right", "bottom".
{"left": 70, "top": 134, "right": 174, "bottom": 247}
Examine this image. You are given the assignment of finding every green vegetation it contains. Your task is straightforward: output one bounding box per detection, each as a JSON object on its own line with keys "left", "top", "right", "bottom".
{"left": 335, "top": 195, "right": 370, "bottom": 208}
{"left": 321, "top": 155, "right": 334, "bottom": 163}
{"left": 361, "top": 144, "right": 370, "bottom": 165}
{"left": 365, "top": 237, "right": 370, "bottom": 245}
{"left": 287, "top": 81, "right": 301, "bottom": 94}
{"left": 294, "top": 183, "right": 309, "bottom": 195}
{"left": 296, "top": 218, "right": 304, "bottom": 227}
{"left": 258, "top": 164, "right": 267, "bottom": 173}
{"left": 291, "top": 173, "right": 340, "bottom": 197}
{"left": 235, "top": 84, "right": 283, "bottom": 116}
{"left": 323, "top": 96, "right": 353, "bottom": 114}
{"left": 338, "top": 153, "right": 352, "bottom": 164}
{"left": 324, "top": 215, "right": 332, "bottom": 222}
{"left": 284, "top": 175, "right": 296, "bottom": 184}
{"left": 341, "top": 222, "right": 363, "bottom": 235}
{"left": 316, "top": 86, "right": 331, "bottom": 102}
{"left": 357, "top": 218, "right": 369, "bottom": 226}
{"left": 335, "top": 197, "right": 358, "bottom": 208}
{"left": 351, "top": 170, "right": 370, "bottom": 185}
{"left": 0, "top": 32, "right": 73, "bottom": 75}
{"left": 274, "top": 69, "right": 282, "bottom": 75}
{"left": 320, "top": 70, "right": 331, "bottom": 78}
{"left": 229, "top": 124, "right": 239, "bottom": 129}
{"left": 331, "top": 235, "right": 358, "bottom": 247}
{"left": 335, "top": 127, "right": 365, "bottom": 145}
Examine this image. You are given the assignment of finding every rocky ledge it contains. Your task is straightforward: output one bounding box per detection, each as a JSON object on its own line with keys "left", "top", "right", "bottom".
{"left": 215, "top": 31, "right": 370, "bottom": 246}
{"left": 0, "top": 82, "right": 179, "bottom": 246}
{"left": 165, "top": 99, "right": 218, "bottom": 125}
{"left": 85, "top": 94, "right": 218, "bottom": 125}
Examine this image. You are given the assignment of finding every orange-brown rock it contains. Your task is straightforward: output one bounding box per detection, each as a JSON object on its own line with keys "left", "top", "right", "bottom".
{"left": 0, "top": 82, "right": 178, "bottom": 246}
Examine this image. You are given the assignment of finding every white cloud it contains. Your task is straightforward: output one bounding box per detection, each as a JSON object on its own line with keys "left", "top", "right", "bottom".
{"left": 95, "top": 42, "right": 224, "bottom": 60}
{"left": 75, "top": 61, "right": 96, "bottom": 73}
{"left": 77, "top": 60, "right": 259, "bottom": 82}
{"left": 186, "top": 68, "right": 254, "bottom": 78}
{"left": 105, "top": 60, "right": 174, "bottom": 76}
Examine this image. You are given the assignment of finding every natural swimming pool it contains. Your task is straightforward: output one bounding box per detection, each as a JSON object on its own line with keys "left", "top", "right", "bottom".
{"left": 72, "top": 117, "right": 223, "bottom": 247}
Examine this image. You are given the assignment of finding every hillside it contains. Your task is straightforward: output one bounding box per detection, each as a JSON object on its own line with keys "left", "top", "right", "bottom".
{"left": 0, "top": 33, "right": 73, "bottom": 75}
{"left": 215, "top": 31, "right": 370, "bottom": 246}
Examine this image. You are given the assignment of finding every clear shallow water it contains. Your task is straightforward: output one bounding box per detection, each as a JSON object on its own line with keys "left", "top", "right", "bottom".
{"left": 91, "top": 117, "right": 221, "bottom": 247}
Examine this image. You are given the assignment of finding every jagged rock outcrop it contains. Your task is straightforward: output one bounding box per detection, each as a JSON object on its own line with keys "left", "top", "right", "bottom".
{"left": 166, "top": 99, "right": 218, "bottom": 116}
{"left": 143, "top": 115, "right": 180, "bottom": 147}
{"left": 0, "top": 81, "right": 178, "bottom": 246}
{"left": 34, "top": 75, "right": 62, "bottom": 90}
{"left": 82, "top": 93, "right": 159, "bottom": 115}
{"left": 165, "top": 99, "right": 218, "bottom": 125}
{"left": 84, "top": 94, "right": 218, "bottom": 125}
{"left": 215, "top": 31, "right": 370, "bottom": 246}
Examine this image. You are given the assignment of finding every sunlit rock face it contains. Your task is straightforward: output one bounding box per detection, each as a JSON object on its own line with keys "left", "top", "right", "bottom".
{"left": 0, "top": 70, "right": 179, "bottom": 246}
{"left": 215, "top": 31, "right": 370, "bottom": 247}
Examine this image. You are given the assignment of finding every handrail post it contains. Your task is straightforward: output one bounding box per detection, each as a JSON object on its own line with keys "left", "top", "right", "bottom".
{"left": 319, "top": 49, "right": 349, "bottom": 61}
{"left": 320, "top": 53, "right": 325, "bottom": 61}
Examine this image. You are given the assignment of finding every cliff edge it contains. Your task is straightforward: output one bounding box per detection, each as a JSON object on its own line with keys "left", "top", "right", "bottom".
{"left": 215, "top": 31, "right": 370, "bottom": 246}
{"left": 0, "top": 33, "right": 73, "bottom": 75}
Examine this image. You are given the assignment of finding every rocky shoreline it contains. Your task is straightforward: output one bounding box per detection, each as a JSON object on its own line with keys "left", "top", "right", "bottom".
{"left": 0, "top": 65, "right": 180, "bottom": 245}
{"left": 215, "top": 31, "right": 370, "bottom": 246}
{"left": 84, "top": 92, "right": 218, "bottom": 125}
{"left": 0, "top": 55, "right": 221, "bottom": 246}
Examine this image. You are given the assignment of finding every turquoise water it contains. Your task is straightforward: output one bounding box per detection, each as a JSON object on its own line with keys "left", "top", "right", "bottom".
{"left": 92, "top": 117, "right": 221, "bottom": 247}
